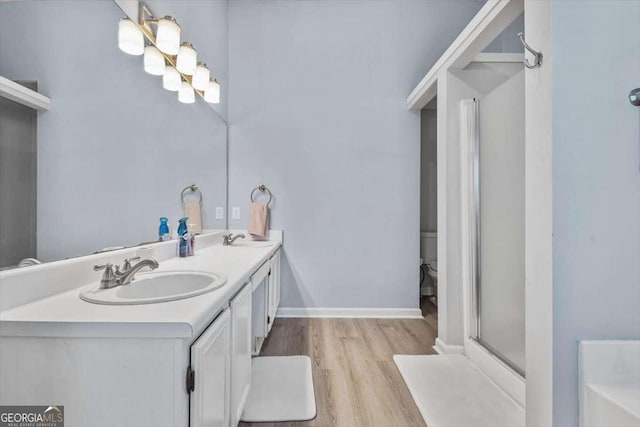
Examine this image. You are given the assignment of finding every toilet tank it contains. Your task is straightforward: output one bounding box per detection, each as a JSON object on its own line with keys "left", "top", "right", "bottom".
{"left": 420, "top": 232, "right": 437, "bottom": 264}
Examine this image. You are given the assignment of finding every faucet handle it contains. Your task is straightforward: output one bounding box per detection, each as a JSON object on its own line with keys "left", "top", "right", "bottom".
{"left": 122, "top": 256, "right": 140, "bottom": 271}
{"left": 94, "top": 263, "right": 113, "bottom": 272}
{"left": 93, "top": 263, "right": 119, "bottom": 289}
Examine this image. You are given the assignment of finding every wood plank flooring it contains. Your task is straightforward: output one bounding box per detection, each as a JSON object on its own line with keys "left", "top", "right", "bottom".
{"left": 240, "top": 300, "right": 438, "bottom": 427}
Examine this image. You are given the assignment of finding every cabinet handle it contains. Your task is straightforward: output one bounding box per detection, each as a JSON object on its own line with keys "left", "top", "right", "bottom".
{"left": 186, "top": 366, "right": 195, "bottom": 393}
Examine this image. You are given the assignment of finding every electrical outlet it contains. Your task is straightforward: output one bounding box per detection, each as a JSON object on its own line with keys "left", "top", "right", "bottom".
{"left": 215, "top": 207, "right": 224, "bottom": 220}
{"left": 232, "top": 207, "right": 240, "bottom": 220}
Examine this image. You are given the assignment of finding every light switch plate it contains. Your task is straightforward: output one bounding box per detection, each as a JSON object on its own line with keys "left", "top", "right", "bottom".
{"left": 215, "top": 207, "right": 224, "bottom": 220}
{"left": 232, "top": 207, "right": 240, "bottom": 220}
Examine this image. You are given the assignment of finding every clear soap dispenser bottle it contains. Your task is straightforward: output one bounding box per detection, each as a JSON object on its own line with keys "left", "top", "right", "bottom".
{"left": 178, "top": 217, "right": 189, "bottom": 257}
{"left": 187, "top": 223, "right": 196, "bottom": 256}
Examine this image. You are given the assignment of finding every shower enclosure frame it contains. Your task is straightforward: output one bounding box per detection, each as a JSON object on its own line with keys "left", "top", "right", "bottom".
{"left": 467, "top": 98, "right": 525, "bottom": 379}
{"left": 406, "top": 0, "right": 531, "bottom": 411}
{"left": 460, "top": 98, "right": 525, "bottom": 406}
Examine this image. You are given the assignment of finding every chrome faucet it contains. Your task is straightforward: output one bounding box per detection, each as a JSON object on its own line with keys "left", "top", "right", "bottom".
{"left": 122, "top": 256, "right": 140, "bottom": 271}
{"left": 117, "top": 259, "right": 159, "bottom": 285}
{"left": 93, "top": 263, "right": 119, "bottom": 289}
{"left": 222, "top": 233, "right": 245, "bottom": 246}
{"left": 93, "top": 258, "right": 159, "bottom": 289}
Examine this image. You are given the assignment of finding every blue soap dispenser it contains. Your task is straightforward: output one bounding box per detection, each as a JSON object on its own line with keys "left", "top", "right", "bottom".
{"left": 178, "top": 217, "right": 189, "bottom": 257}
{"left": 159, "top": 217, "right": 170, "bottom": 241}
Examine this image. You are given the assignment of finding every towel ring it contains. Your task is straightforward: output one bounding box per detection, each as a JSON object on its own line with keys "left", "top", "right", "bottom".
{"left": 181, "top": 184, "right": 203, "bottom": 206}
{"left": 250, "top": 184, "right": 272, "bottom": 206}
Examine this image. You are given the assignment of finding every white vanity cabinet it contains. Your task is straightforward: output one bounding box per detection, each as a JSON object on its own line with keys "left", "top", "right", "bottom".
{"left": 267, "top": 251, "right": 281, "bottom": 333}
{"left": 250, "top": 250, "right": 281, "bottom": 355}
{"left": 251, "top": 260, "right": 270, "bottom": 355}
{"left": 230, "top": 283, "right": 252, "bottom": 427}
{"left": 190, "top": 309, "right": 231, "bottom": 427}
{"left": 0, "top": 243, "right": 283, "bottom": 427}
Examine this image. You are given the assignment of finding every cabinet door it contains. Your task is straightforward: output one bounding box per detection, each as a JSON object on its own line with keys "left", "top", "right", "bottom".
{"left": 251, "top": 275, "right": 268, "bottom": 355}
{"left": 267, "top": 251, "right": 281, "bottom": 333}
{"left": 190, "top": 309, "right": 231, "bottom": 427}
{"left": 230, "top": 283, "right": 252, "bottom": 427}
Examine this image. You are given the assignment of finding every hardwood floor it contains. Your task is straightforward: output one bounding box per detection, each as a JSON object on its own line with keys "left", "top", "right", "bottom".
{"left": 240, "top": 304, "right": 438, "bottom": 427}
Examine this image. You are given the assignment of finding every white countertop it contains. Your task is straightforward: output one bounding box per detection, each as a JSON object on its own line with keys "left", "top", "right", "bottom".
{"left": 0, "top": 240, "right": 281, "bottom": 339}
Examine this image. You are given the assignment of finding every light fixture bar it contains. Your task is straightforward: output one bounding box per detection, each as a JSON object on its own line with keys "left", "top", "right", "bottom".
{"left": 136, "top": 2, "right": 212, "bottom": 100}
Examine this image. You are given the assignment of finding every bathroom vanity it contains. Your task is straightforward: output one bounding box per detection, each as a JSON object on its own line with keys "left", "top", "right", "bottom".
{"left": 0, "top": 231, "right": 282, "bottom": 427}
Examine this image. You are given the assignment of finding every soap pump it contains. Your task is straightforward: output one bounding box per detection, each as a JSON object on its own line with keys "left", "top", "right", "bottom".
{"left": 187, "top": 223, "right": 196, "bottom": 256}
{"left": 159, "top": 217, "right": 170, "bottom": 242}
{"left": 178, "top": 217, "right": 189, "bottom": 257}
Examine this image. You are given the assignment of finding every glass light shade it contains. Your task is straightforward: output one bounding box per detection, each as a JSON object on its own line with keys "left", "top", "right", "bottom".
{"left": 176, "top": 43, "right": 197, "bottom": 75}
{"left": 162, "top": 66, "right": 181, "bottom": 91}
{"left": 204, "top": 79, "right": 221, "bottom": 104}
{"left": 192, "top": 62, "right": 210, "bottom": 91}
{"left": 143, "top": 46, "right": 165, "bottom": 76}
{"left": 118, "top": 18, "right": 144, "bottom": 55}
{"left": 178, "top": 81, "right": 195, "bottom": 104}
{"left": 155, "top": 16, "right": 180, "bottom": 55}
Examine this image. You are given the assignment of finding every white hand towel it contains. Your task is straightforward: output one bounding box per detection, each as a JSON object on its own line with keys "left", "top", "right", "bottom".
{"left": 184, "top": 202, "right": 202, "bottom": 234}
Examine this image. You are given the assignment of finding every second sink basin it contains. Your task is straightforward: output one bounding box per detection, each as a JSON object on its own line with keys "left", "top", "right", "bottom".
{"left": 80, "top": 271, "right": 227, "bottom": 305}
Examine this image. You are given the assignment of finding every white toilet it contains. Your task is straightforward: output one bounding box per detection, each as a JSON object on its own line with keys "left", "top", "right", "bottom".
{"left": 426, "top": 260, "right": 437, "bottom": 288}
{"left": 420, "top": 232, "right": 438, "bottom": 297}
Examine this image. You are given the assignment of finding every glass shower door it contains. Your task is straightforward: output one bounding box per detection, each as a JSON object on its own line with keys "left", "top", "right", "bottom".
{"left": 474, "top": 70, "right": 526, "bottom": 375}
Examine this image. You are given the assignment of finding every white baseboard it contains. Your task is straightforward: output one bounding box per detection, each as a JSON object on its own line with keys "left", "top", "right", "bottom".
{"left": 276, "top": 307, "right": 423, "bottom": 319}
{"left": 433, "top": 337, "right": 465, "bottom": 355}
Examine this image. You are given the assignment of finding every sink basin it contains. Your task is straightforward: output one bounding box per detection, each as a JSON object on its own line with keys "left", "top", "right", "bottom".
{"left": 585, "top": 383, "right": 640, "bottom": 426}
{"left": 227, "top": 241, "right": 276, "bottom": 248}
{"left": 580, "top": 341, "right": 640, "bottom": 427}
{"left": 80, "top": 271, "right": 227, "bottom": 305}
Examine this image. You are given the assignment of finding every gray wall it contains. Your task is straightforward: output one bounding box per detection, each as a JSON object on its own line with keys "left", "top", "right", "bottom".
{"left": 227, "top": 0, "right": 484, "bottom": 309}
{"left": 0, "top": 0, "right": 228, "bottom": 261}
{"left": 551, "top": 1, "right": 640, "bottom": 425}
{"left": 483, "top": 13, "right": 524, "bottom": 54}
{"left": 420, "top": 109, "right": 437, "bottom": 233}
{"left": 0, "top": 87, "right": 37, "bottom": 267}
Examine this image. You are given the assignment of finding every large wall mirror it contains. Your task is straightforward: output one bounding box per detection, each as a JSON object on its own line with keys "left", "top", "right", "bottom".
{"left": 0, "top": 0, "right": 228, "bottom": 269}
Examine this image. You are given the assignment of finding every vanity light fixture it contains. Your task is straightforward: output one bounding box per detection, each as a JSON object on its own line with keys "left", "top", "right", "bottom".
{"left": 176, "top": 43, "right": 197, "bottom": 75}
{"left": 118, "top": 2, "right": 221, "bottom": 105}
{"left": 143, "top": 46, "right": 165, "bottom": 76}
{"left": 163, "top": 66, "right": 181, "bottom": 91}
{"left": 192, "top": 62, "right": 210, "bottom": 91}
{"left": 178, "top": 81, "right": 195, "bottom": 104}
{"left": 204, "top": 79, "right": 221, "bottom": 104}
{"left": 118, "top": 18, "right": 144, "bottom": 55}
